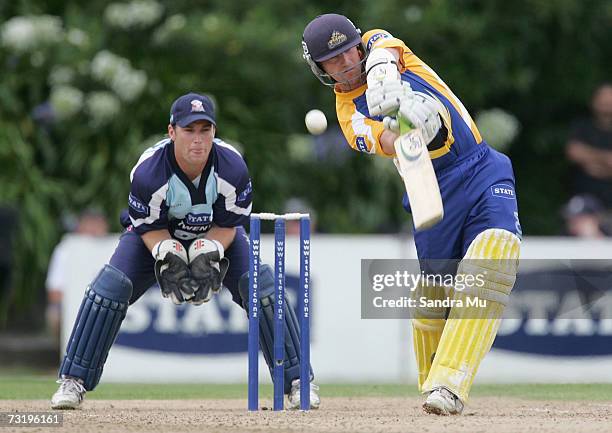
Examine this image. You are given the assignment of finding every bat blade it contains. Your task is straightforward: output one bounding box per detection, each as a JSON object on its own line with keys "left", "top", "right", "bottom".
{"left": 394, "top": 116, "right": 444, "bottom": 230}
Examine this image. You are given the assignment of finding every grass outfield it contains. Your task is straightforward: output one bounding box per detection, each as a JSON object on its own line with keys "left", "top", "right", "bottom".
{"left": 1, "top": 374, "right": 612, "bottom": 401}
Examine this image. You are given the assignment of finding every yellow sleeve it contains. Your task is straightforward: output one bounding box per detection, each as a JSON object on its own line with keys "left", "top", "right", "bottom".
{"left": 336, "top": 95, "right": 391, "bottom": 157}
{"left": 362, "top": 29, "right": 412, "bottom": 70}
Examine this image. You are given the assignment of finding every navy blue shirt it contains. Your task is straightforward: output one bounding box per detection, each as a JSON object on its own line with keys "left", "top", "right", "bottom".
{"left": 128, "top": 138, "right": 252, "bottom": 240}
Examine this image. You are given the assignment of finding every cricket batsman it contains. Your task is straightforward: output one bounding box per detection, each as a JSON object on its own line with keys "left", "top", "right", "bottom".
{"left": 50, "top": 92, "right": 319, "bottom": 410}
{"left": 302, "top": 14, "right": 521, "bottom": 415}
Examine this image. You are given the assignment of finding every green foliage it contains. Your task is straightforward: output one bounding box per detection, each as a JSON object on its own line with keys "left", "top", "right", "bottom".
{"left": 0, "top": 0, "right": 610, "bottom": 314}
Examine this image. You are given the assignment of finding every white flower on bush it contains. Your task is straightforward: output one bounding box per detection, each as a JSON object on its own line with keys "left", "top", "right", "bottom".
{"left": 165, "top": 14, "right": 186, "bottom": 31}
{"left": 86, "top": 91, "right": 121, "bottom": 127}
{"left": 50, "top": 85, "right": 83, "bottom": 121}
{"left": 1, "top": 15, "right": 63, "bottom": 53}
{"left": 152, "top": 14, "right": 186, "bottom": 44}
{"left": 475, "top": 108, "right": 520, "bottom": 152}
{"left": 202, "top": 15, "right": 221, "bottom": 33}
{"left": 67, "top": 28, "right": 89, "bottom": 48}
{"left": 91, "top": 50, "right": 147, "bottom": 102}
{"left": 111, "top": 70, "right": 147, "bottom": 102}
{"left": 30, "top": 51, "right": 45, "bottom": 67}
{"left": 49, "top": 66, "right": 75, "bottom": 86}
{"left": 404, "top": 6, "right": 423, "bottom": 23}
{"left": 91, "top": 51, "right": 128, "bottom": 82}
{"left": 104, "top": 0, "right": 163, "bottom": 30}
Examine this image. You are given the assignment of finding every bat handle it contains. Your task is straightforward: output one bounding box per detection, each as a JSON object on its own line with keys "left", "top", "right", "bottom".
{"left": 397, "top": 112, "right": 415, "bottom": 135}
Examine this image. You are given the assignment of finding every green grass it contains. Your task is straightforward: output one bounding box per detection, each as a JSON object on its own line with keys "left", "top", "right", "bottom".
{"left": 1, "top": 374, "right": 611, "bottom": 401}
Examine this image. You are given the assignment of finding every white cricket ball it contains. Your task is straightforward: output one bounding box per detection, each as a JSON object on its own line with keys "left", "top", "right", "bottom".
{"left": 305, "top": 109, "right": 327, "bottom": 135}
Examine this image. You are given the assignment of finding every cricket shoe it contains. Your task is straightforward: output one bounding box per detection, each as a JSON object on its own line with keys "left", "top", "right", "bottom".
{"left": 423, "top": 387, "right": 464, "bottom": 415}
{"left": 51, "top": 377, "right": 86, "bottom": 409}
{"left": 287, "top": 379, "right": 320, "bottom": 409}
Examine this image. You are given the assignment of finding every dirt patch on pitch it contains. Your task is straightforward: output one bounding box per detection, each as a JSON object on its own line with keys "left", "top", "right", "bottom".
{"left": 1, "top": 397, "right": 611, "bottom": 433}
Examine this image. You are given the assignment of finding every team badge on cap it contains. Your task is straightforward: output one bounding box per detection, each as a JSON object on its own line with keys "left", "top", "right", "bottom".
{"left": 327, "top": 30, "right": 347, "bottom": 49}
{"left": 170, "top": 92, "right": 216, "bottom": 127}
{"left": 191, "top": 99, "right": 205, "bottom": 112}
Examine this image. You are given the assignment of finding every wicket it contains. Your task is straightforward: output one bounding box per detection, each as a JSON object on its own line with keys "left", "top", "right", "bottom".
{"left": 248, "top": 213, "right": 311, "bottom": 411}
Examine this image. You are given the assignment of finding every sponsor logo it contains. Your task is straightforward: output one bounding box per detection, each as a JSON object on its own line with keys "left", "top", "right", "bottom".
{"left": 328, "top": 30, "right": 347, "bottom": 49}
{"left": 128, "top": 193, "right": 149, "bottom": 215}
{"left": 237, "top": 180, "right": 252, "bottom": 203}
{"left": 301, "top": 40, "right": 310, "bottom": 60}
{"left": 185, "top": 212, "right": 213, "bottom": 226}
{"left": 116, "top": 274, "right": 310, "bottom": 354}
{"left": 356, "top": 136, "right": 368, "bottom": 152}
{"left": 494, "top": 266, "right": 612, "bottom": 356}
{"left": 191, "top": 99, "right": 205, "bottom": 112}
{"left": 491, "top": 183, "right": 515, "bottom": 199}
{"left": 398, "top": 131, "right": 424, "bottom": 162}
{"left": 366, "top": 32, "right": 390, "bottom": 51}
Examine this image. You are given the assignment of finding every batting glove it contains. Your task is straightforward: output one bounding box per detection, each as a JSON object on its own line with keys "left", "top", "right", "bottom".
{"left": 397, "top": 91, "right": 443, "bottom": 145}
{"left": 366, "top": 80, "right": 413, "bottom": 117}
{"left": 382, "top": 116, "right": 400, "bottom": 134}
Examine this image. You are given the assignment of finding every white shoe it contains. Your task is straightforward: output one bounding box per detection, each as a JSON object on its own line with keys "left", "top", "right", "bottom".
{"left": 287, "top": 379, "right": 320, "bottom": 409}
{"left": 423, "top": 387, "right": 464, "bottom": 415}
{"left": 51, "top": 377, "right": 86, "bottom": 410}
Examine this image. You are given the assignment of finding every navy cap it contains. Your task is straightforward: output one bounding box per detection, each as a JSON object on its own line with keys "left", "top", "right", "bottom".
{"left": 562, "top": 194, "right": 603, "bottom": 218}
{"left": 302, "top": 14, "right": 362, "bottom": 62}
{"left": 169, "top": 93, "right": 216, "bottom": 127}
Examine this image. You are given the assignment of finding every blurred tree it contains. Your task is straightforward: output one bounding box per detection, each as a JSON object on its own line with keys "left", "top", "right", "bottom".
{"left": 0, "top": 0, "right": 610, "bottom": 316}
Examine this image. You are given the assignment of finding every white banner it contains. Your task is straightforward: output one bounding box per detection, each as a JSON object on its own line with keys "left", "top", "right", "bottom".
{"left": 60, "top": 234, "right": 612, "bottom": 383}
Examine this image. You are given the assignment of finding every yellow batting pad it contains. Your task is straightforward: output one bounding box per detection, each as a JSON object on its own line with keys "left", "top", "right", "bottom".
{"left": 412, "top": 282, "right": 447, "bottom": 390}
{"left": 422, "top": 229, "right": 520, "bottom": 402}
{"left": 413, "top": 317, "right": 445, "bottom": 390}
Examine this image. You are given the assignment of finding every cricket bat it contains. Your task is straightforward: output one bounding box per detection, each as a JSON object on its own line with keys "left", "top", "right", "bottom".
{"left": 394, "top": 115, "right": 444, "bottom": 230}
{"left": 364, "top": 48, "right": 443, "bottom": 230}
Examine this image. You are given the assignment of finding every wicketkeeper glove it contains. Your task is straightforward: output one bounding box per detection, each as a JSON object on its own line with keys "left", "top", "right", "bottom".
{"left": 187, "top": 239, "right": 230, "bottom": 305}
{"left": 152, "top": 239, "right": 197, "bottom": 305}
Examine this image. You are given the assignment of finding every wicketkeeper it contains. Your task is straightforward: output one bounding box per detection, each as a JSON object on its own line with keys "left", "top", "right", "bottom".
{"left": 302, "top": 14, "right": 521, "bottom": 415}
{"left": 50, "top": 92, "right": 319, "bottom": 410}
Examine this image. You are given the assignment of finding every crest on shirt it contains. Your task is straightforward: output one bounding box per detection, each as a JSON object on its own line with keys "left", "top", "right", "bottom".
{"left": 328, "top": 30, "right": 347, "bottom": 49}
{"left": 191, "top": 99, "right": 205, "bottom": 112}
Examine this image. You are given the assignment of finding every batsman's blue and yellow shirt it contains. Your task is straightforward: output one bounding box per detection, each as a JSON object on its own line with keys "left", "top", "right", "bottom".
{"left": 335, "top": 29, "right": 483, "bottom": 171}
{"left": 333, "top": 29, "right": 522, "bottom": 259}
{"left": 127, "top": 138, "right": 252, "bottom": 240}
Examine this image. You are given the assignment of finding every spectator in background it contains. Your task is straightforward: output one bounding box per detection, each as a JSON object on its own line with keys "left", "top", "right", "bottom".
{"left": 562, "top": 194, "right": 611, "bottom": 238}
{"left": 284, "top": 197, "right": 317, "bottom": 236}
{"left": 566, "top": 83, "right": 612, "bottom": 208}
{"left": 45, "top": 209, "right": 109, "bottom": 344}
